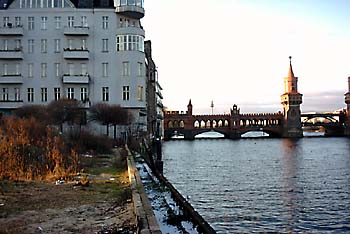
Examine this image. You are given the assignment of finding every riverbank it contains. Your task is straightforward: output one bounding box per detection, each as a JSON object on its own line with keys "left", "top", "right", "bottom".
{"left": 0, "top": 148, "right": 136, "bottom": 234}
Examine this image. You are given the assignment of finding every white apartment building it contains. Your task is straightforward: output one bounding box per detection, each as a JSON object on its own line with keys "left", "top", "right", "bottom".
{"left": 0, "top": 0, "right": 147, "bottom": 131}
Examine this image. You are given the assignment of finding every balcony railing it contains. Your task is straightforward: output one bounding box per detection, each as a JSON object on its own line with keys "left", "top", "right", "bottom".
{"left": 0, "top": 100, "right": 24, "bottom": 109}
{"left": 0, "top": 74, "right": 23, "bottom": 84}
{"left": 0, "top": 49, "right": 23, "bottom": 59}
{"left": 64, "top": 26, "right": 90, "bottom": 36}
{"left": 62, "top": 74, "right": 90, "bottom": 84}
{"left": 63, "top": 48, "right": 89, "bottom": 59}
{"left": 0, "top": 25, "right": 24, "bottom": 36}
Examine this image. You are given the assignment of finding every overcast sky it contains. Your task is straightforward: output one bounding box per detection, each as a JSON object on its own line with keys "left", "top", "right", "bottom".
{"left": 142, "top": 0, "right": 350, "bottom": 114}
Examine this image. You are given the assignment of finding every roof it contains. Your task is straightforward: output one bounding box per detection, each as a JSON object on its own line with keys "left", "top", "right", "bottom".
{"left": 0, "top": 0, "right": 114, "bottom": 9}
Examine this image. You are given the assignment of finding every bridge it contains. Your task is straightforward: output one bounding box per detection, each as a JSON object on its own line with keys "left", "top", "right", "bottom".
{"left": 163, "top": 58, "right": 350, "bottom": 140}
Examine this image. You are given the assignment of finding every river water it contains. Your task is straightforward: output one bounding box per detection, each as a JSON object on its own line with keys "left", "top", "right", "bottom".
{"left": 162, "top": 137, "right": 350, "bottom": 233}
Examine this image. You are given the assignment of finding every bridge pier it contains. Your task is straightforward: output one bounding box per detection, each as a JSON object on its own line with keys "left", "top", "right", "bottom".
{"left": 184, "top": 131, "right": 195, "bottom": 140}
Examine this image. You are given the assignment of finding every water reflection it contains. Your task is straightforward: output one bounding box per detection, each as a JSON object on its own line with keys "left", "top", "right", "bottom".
{"left": 281, "top": 139, "right": 302, "bottom": 233}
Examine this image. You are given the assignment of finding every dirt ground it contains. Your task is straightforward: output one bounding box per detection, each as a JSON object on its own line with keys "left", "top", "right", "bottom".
{"left": 0, "top": 149, "right": 136, "bottom": 234}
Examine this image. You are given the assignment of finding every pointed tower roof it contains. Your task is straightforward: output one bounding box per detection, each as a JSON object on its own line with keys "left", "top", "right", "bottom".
{"left": 288, "top": 56, "right": 295, "bottom": 79}
{"left": 188, "top": 99, "right": 192, "bottom": 106}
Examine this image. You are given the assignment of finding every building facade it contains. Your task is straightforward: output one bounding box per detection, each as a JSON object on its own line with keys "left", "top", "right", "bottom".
{"left": 345, "top": 77, "right": 350, "bottom": 136}
{"left": 0, "top": 0, "right": 148, "bottom": 131}
{"left": 145, "top": 40, "right": 163, "bottom": 140}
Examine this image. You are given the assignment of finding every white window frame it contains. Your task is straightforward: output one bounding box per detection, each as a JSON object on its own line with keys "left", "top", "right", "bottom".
{"left": 102, "top": 63, "right": 108, "bottom": 77}
{"left": 54, "top": 39, "right": 60, "bottom": 52}
{"left": 80, "top": 87, "right": 88, "bottom": 102}
{"left": 54, "top": 87, "right": 60, "bottom": 100}
{"left": 41, "top": 39, "right": 47, "bottom": 53}
{"left": 28, "top": 17, "right": 34, "bottom": 30}
{"left": 41, "top": 63, "right": 47, "bottom": 78}
{"left": 41, "top": 16, "right": 47, "bottom": 30}
{"left": 27, "top": 88, "right": 34, "bottom": 102}
{"left": 67, "top": 87, "right": 74, "bottom": 99}
{"left": 41, "top": 87, "right": 48, "bottom": 102}
{"left": 102, "top": 87, "right": 109, "bottom": 102}
{"left": 122, "top": 61, "right": 130, "bottom": 76}
{"left": 102, "top": 16, "right": 108, "bottom": 29}
{"left": 28, "top": 63, "right": 33, "bottom": 78}
{"left": 55, "top": 16, "right": 61, "bottom": 29}
{"left": 123, "top": 86, "right": 130, "bottom": 101}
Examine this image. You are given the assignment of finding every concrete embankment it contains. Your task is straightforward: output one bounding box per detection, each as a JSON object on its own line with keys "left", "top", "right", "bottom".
{"left": 126, "top": 146, "right": 161, "bottom": 234}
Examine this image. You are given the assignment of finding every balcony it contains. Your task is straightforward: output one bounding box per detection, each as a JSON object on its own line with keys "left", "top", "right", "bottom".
{"left": 0, "top": 100, "right": 24, "bottom": 109}
{"left": 115, "top": 0, "right": 145, "bottom": 19}
{"left": 63, "top": 48, "right": 89, "bottom": 59}
{"left": 0, "top": 49, "right": 23, "bottom": 59}
{"left": 0, "top": 74, "right": 23, "bottom": 84}
{"left": 64, "top": 26, "right": 90, "bottom": 36}
{"left": 62, "top": 74, "right": 90, "bottom": 84}
{"left": 0, "top": 25, "right": 24, "bottom": 36}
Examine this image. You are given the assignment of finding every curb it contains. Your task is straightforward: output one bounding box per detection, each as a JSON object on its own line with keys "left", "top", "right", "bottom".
{"left": 126, "top": 146, "right": 161, "bottom": 234}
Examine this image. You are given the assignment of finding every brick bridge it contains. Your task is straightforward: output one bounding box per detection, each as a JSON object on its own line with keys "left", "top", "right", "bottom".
{"left": 163, "top": 58, "right": 350, "bottom": 140}
{"left": 163, "top": 103, "right": 348, "bottom": 140}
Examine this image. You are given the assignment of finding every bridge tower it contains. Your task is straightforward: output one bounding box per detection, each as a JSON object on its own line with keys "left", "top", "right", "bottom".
{"left": 187, "top": 99, "right": 193, "bottom": 115}
{"left": 345, "top": 77, "right": 350, "bottom": 136}
{"left": 280, "top": 57, "right": 303, "bottom": 137}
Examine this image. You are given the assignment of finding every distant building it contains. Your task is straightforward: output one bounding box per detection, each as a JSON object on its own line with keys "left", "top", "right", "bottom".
{"left": 0, "top": 0, "right": 148, "bottom": 132}
{"left": 145, "top": 40, "right": 163, "bottom": 139}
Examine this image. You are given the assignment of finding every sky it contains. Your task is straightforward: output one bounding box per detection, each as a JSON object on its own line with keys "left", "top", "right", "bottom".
{"left": 142, "top": 0, "right": 350, "bottom": 114}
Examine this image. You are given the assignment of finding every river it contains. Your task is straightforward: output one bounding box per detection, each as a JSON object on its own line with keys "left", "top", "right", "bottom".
{"left": 162, "top": 136, "right": 350, "bottom": 233}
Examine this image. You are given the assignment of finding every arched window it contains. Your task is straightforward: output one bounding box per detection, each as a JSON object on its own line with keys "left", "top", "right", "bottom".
{"left": 173, "top": 121, "right": 178, "bottom": 128}
{"left": 206, "top": 120, "right": 211, "bottom": 128}
{"left": 224, "top": 120, "right": 229, "bottom": 127}
{"left": 179, "top": 120, "right": 185, "bottom": 128}
{"left": 194, "top": 120, "right": 200, "bottom": 128}
{"left": 200, "top": 120, "right": 206, "bottom": 128}
{"left": 218, "top": 120, "right": 223, "bottom": 127}
{"left": 168, "top": 121, "right": 173, "bottom": 128}
{"left": 212, "top": 120, "right": 217, "bottom": 128}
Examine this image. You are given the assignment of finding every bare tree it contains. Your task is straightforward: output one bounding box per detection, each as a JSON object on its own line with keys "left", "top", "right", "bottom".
{"left": 47, "top": 99, "right": 85, "bottom": 132}
{"left": 89, "top": 103, "right": 132, "bottom": 139}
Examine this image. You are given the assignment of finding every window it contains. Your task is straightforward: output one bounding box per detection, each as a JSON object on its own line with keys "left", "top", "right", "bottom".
{"left": 54, "top": 39, "right": 60, "bottom": 52}
{"left": 14, "top": 88, "right": 20, "bottom": 101}
{"left": 122, "top": 86, "right": 130, "bottom": 101}
{"left": 54, "top": 87, "right": 60, "bottom": 100}
{"left": 67, "top": 39, "right": 73, "bottom": 49}
{"left": 138, "top": 62, "right": 143, "bottom": 76}
{"left": 102, "top": 87, "right": 109, "bottom": 102}
{"left": 15, "top": 63, "right": 21, "bottom": 75}
{"left": 68, "top": 63, "right": 74, "bottom": 75}
{"left": 102, "top": 63, "right": 108, "bottom": 77}
{"left": 102, "top": 16, "right": 108, "bottom": 29}
{"left": 41, "top": 87, "right": 47, "bottom": 102}
{"left": 41, "top": 16, "right": 47, "bottom": 30}
{"left": 41, "top": 63, "right": 47, "bottom": 78}
{"left": 2, "top": 39, "right": 8, "bottom": 50}
{"left": 28, "top": 63, "right": 33, "bottom": 78}
{"left": 102, "top": 39, "right": 108, "bottom": 52}
{"left": 81, "top": 63, "right": 87, "bottom": 75}
{"left": 27, "top": 88, "right": 34, "bottom": 102}
{"left": 68, "top": 16, "right": 74, "bottom": 27}
{"left": 67, "top": 87, "right": 74, "bottom": 99}
{"left": 54, "top": 63, "right": 60, "bottom": 77}
{"left": 15, "top": 39, "right": 21, "bottom": 50}
{"left": 3, "top": 64, "right": 8, "bottom": 75}
{"left": 122, "top": 62, "right": 130, "bottom": 76}
{"left": 41, "top": 39, "right": 47, "bottom": 53}
{"left": 81, "top": 16, "right": 87, "bottom": 27}
{"left": 81, "top": 39, "right": 87, "bottom": 50}
{"left": 2, "top": 88, "right": 8, "bottom": 101}
{"left": 15, "top": 17, "right": 21, "bottom": 26}
{"left": 80, "top": 87, "right": 88, "bottom": 101}
{"left": 28, "top": 39, "right": 34, "bottom": 53}
{"left": 116, "top": 34, "right": 144, "bottom": 52}
{"left": 55, "top": 16, "right": 61, "bottom": 29}
{"left": 3, "top": 17, "right": 9, "bottom": 27}
{"left": 28, "top": 17, "right": 34, "bottom": 30}
{"left": 138, "top": 86, "right": 143, "bottom": 101}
